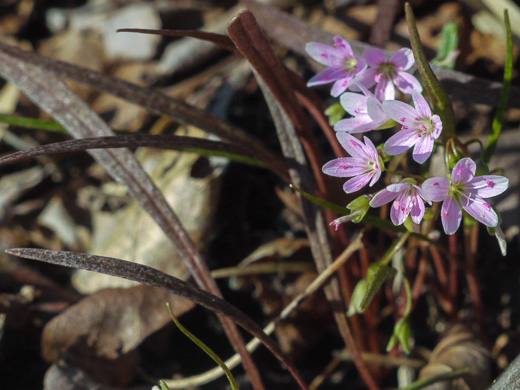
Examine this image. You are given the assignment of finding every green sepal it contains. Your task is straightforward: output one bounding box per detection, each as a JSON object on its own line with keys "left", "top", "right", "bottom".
{"left": 377, "top": 144, "right": 393, "bottom": 163}
{"left": 347, "top": 195, "right": 371, "bottom": 223}
{"left": 403, "top": 215, "right": 417, "bottom": 233}
{"left": 463, "top": 213, "right": 478, "bottom": 228}
{"left": 423, "top": 207, "right": 435, "bottom": 220}
{"left": 347, "top": 279, "right": 369, "bottom": 316}
{"left": 445, "top": 138, "right": 465, "bottom": 169}
{"left": 325, "top": 102, "right": 346, "bottom": 126}
{"left": 359, "top": 263, "right": 396, "bottom": 312}
{"left": 387, "top": 318, "right": 412, "bottom": 354}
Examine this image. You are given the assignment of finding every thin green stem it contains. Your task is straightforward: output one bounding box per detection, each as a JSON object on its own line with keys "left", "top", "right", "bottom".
{"left": 381, "top": 232, "right": 411, "bottom": 266}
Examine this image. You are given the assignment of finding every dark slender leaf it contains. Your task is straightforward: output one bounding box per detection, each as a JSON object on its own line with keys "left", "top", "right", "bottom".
{"left": 117, "top": 28, "right": 237, "bottom": 52}
{"left": 5, "top": 248, "right": 307, "bottom": 390}
{"left": 483, "top": 10, "right": 513, "bottom": 164}
{"left": 0, "top": 134, "right": 289, "bottom": 181}
{"left": 0, "top": 44, "right": 264, "bottom": 389}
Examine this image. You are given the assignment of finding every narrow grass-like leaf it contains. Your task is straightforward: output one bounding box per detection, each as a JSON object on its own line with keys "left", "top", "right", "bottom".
{"left": 431, "top": 21, "right": 459, "bottom": 69}
{"left": 166, "top": 303, "right": 239, "bottom": 390}
{"left": 117, "top": 28, "right": 237, "bottom": 52}
{"left": 405, "top": 3, "right": 455, "bottom": 139}
{"left": 0, "top": 135, "right": 289, "bottom": 181}
{"left": 0, "top": 44, "right": 264, "bottom": 389}
{"left": 359, "top": 264, "right": 396, "bottom": 312}
{"left": 483, "top": 10, "right": 513, "bottom": 164}
{"left": 0, "top": 114, "right": 66, "bottom": 133}
{"left": 0, "top": 41, "right": 280, "bottom": 166}
{"left": 5, "top": 248, "right": 307, "bottom": 390}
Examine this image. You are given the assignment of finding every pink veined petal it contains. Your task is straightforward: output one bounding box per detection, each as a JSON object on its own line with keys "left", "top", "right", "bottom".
{"left": 351, "top": 68, "right": 378, "bottom": 90}
{"left": 363, "top": 136, "right": 379, "bottom": 162}
{"left": 390, "top": 192, "right": 412, "bottom": 226}
{"left": 355, "top": 81, "right": 377, "bottom": 99}
{"left": 343, "top": 172, "right": 372, "bottom": 193}
{"left": 334, "top": 116, "right": 373, "bottom": 132}
{"left": 451, "top": 158, "right": 476, "bottom": 184}
{"left": 441, "top": 196, "right": 462, "bottom": 235}
{"left": 369, "top": 165, "right": 381, "bottom": 186}
{"left": 340, "top": 93, "right": 368, "bottom": 116}
{"left": 411, "top": 90, "right": 431, "bottom": 119}
{"left": 307, "top": 66, "right": 346, "bottom": 87}
{"left": 369, "top": 189, "right": 399, "bottom": 207}
{"left": 375, "top": 77, "right": 395, "bottom": 100}
{"left": 382, "top": 100, "right": 418, "bottom": 125}
{"left": 322, "top": 157, "right": 367, "bottom": 177}
{"left": 412, "top": 134, "right": 434, "bottom": 164}
{"left": 305, "top": 42, "right": 344, "bottom": 66}
{"left": 387, "top": 183, "right": 410, "bottom": 193}
{"left": 363, "top": 48, "right": 387, "bottom": 67}
{"left": 389, "top": 48, "right": 414, "bottom": 70}
{"left": 337, "top": 132, "right": 371, "bottom": 160}
{"left": 466, "top": 175, "right": 509, "bottom": 198}
{"left": 394, "top": 72, "right": 422, "bottom": 96}
{"left": 422, "top": 177, "right": 450, "bottom": 202}
{"left": 334, "top": 36, "right": 354, "bottom": 58}
{"left": 413, "top": 184, "right": 431, "bottom": 205}
{"left": 384, "top": 128, "right": 421, "bottom": 156}
{"left": 366, "top": 97, "right": 387, "bottom": 123}
{"left": 331, "top": 74, "right": 355, "bottom": 97}
{"left": 461, "top": 195, "right": 498, "bottom": 227}
{"left": 432, "top": 115, "right": 443, "bottom": 138}
{"left": 410, "top": 192, "right": 426, "bottom": 224}
{"left": 347, "top": 121, "right": 377, "bottom": 133}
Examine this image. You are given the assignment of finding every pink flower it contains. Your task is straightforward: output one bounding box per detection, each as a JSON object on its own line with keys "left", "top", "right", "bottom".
{"left": 322, "top": 133, "right": 382, "bottom": 193}
{"left": 383, "top": 91, "right": 442, "bottom": 164}
{"left": 422, "top": 158, "right": 509, "bottom": 235}
{"left": 352, "top": 48, "right": 422, "bottom": 100}
{"left": 334, "top": 84, "right": 389, "bottom": 133}
{"left": 306, "top": 36, "right": 367, "bottom": 97}
{"left": 369, "top": 180, "right": 430, "bottom": 226}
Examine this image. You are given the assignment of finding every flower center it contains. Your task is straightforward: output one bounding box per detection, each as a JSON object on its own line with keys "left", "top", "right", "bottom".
{"left": 418, "top": 119, "right": 434, "bottom": 135}
{"left": 344, "top": 57, "right": 358, "bottom": 72}
{"left": 376, "top": 63, "right": 396, "bottom": 80}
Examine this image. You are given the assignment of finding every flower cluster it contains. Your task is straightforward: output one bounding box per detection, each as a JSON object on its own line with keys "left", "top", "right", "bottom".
{"left": 306, "top": 37, "right": 509, "bottom": 236}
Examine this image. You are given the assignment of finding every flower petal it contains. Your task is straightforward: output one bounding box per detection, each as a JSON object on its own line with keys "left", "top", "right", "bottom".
{"left": 334, "top": 36, "right": 354, "bottom": 58}
{"left": 335, "top": 115, "right": 372, "bottom": 132}
{"left": 387, "top": 183, "right": 410, "bottom": 193}
{"left": 432, "top": 115, "right": 442, "bottom": 138}
{"left": 363, "top": 48, "right": 387, "bottom": 67}
{"left": 394, "top": 72, "right": 423, "bottom": 96}
{"left": 412, "top": 90, "right": 431, "bottom": 119}
{"left": 461, "top": 195, "right": 498, "bottom": 227}
{"left": 351, "top": 68, "right": 378, "bottom": 90}
{"left": 390, "top": 48, "right": 414, "bottom": 70}
{"left": 366, "top": 97, "right": 387, "bottom": 123}
{"left": 422, "top": 177, "right": 450, "bottom": 202}
{"left": 340, "top": 93, "right": 368, "bottom": 116}
{"left": 305, "top": 42, "right": 343, "bottom": 66}
{"left": 441, "top": 196, "right": 462, "bottom": 235}
{"left": 412, "top": 134, "right": 434, "bottom": 164}
{"left": 451, "top": 158, "right": 476, "bottom": 184}
{"left": 467, "top": 175, "right": 509, "bottom": 198}
{"left": 382, "top": 100, "right": 418, "bottom": 125}
{"left": 337, "top": 132, "right": 370, "bottom": 159}
{"left": 307, "top": 66, "right": 346, "bottom": 87}
{"left": 331, "top": 74, "right": 354, "bottom": 97}
{"left": 370, "top": 189, "right": 399, "bottom": 207}
{"left": 346, "top": 121, "right": 377, "bottom": 134}
{"left": 391, "top": 192, "right": 412, "bottom": 225}
{"left": 413, "top": 184, "right": 431, "bottom": 205}
{"left": 384, "top": 128, "right": 421, "bottom": 156}
{"left": 375, "top": 77, "right": 395, "bottom": 100}
{"left": 410, "top": 192, "right": 425, "bottom": 224}
{"left": 322, "top": 157, "right": 367, "bottom": 177}
{"left": 343, "top": 173, "right": 372, "bottom": 193}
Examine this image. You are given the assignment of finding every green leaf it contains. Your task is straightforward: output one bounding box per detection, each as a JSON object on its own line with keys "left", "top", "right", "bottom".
{"left": 0, "top": 114, "right": 66, "bottom": 133}
{"left": 166, "top": 303, "right": 240, "bottom": 390}
{"left": 359, "top": 263, "right": 396, "bottom": 312}
{"left": 324, "top": 102, "right": 346, "bottom": 126}
{"left": 431, "top": 21, "right": 459, "bottom": 69}
{"left": 405, "top": 3, "right": 455, "bottom": 139}
{"left": 483, "top": 9, "right": 513, "bottom": 164}
{"left": 159, "top": 380, "right": 170, "bottom": 390}
{"left": 347, "top": 195, "right": 370, "bottom": 223}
